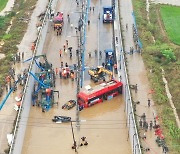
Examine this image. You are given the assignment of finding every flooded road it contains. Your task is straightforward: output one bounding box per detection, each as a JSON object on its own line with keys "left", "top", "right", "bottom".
{"left": 22, "top": 0, "right": 131, "bottom": 153}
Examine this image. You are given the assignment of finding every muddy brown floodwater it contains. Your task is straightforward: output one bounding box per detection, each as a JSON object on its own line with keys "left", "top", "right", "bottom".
{"left": 22, "top": 0, "right": 131, "bottom": 153}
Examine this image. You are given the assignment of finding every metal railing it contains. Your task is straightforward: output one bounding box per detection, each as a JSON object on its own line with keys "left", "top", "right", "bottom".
{"left": 112, "top": 0, "right": 142, "bottom": 153}
{"left": 9, "top": 0, "right": 57, "bottom": 153}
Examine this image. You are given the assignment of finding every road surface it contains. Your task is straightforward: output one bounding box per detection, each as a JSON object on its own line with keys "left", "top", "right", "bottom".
{"left": 21, "top": 0, "right": 131, "bottom": 154}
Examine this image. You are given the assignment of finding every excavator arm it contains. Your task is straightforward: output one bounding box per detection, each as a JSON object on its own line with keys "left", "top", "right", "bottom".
{"left": 101, "top": 68, "right": 113, "bottom": 76}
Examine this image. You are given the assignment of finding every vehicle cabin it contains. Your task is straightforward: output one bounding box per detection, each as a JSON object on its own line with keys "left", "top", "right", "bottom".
{"left": 104, "top": 49, "right": 114, "bottom": 70}
{"left": 77, "top": 80, "right": 123, "bottom": 108}
{"left": 53, "top": 12, "right": 64, "bottom": 29}
{"left": 103, "top": 7, "right": 113, "bottom": 23}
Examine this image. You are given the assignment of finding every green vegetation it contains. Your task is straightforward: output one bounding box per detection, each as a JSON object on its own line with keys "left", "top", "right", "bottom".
{"left": 132, "top": 0, "right": 180, "bottom": 153}
{"left": 160, "top": 5, "right": 180, "bottom": 45}
{"left": 0, "top": 0, "right": 37, "bottom": 86}
{"left": 161, "top": 48, "right": 176, "bottom": 62}
{"left": 0, "top": 0, "right": 8, "bottom": 12}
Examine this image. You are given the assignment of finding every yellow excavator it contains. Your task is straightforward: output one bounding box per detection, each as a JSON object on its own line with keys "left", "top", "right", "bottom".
{"left": 88, "top": 66, "right": 113, "bottom": 82}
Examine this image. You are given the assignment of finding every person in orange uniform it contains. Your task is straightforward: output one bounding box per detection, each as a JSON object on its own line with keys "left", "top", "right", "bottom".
{"left": 31, "top": 43, "right": 35, "bottom": 51}
{"left": 59, "top": 49, "right": 62, "bottom": 57}
{"left": 55, "top": 68, "right": 58, "bottom": 75}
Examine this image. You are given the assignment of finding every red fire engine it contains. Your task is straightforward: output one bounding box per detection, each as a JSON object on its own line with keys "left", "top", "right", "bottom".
{"left": 77, "top": 80, "right": 123, "bottom": 108}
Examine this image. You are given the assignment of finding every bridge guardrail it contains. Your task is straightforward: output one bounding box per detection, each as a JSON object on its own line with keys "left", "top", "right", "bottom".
{"left": 112, "top": 0, "right": 142, "bottom": 153}
{"left": 9, "top": 0, "right": 57, "bottom": 153}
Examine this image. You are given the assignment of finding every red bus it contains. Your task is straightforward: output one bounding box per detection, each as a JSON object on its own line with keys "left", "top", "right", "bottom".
{"left": 77, "top": 80, "right": 123, "bottom": 108}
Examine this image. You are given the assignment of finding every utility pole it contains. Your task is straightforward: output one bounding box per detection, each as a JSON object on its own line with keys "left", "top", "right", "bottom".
{"left": 71, "top": 121, "right": 77, "bottom": 153}
{"left": 74, "top": 0, "right": 90, "bottom": 152}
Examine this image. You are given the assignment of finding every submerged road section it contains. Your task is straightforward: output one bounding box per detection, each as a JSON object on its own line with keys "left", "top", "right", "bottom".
{"left": 20, "top": 0, "right": 131, "bottom": 154}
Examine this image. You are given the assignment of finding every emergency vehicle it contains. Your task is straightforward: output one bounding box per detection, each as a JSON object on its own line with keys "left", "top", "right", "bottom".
{"left": 77, "top": 80, "right": 123, "bottom": 108}
{"left": 103, "top": 7, "right": 114, "bottom": 23}
{"left": 53, "top": 12, "right": 64, "bottom": 31}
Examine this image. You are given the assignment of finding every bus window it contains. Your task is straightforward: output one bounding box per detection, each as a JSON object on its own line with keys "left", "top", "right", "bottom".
{"left": 88, "top": 96, "right": 102, "bottom": 106}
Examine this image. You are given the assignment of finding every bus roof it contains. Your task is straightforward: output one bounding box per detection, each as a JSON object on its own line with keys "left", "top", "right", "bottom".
{"left": 78, "top": 80, "right": 122, "bottom": 100}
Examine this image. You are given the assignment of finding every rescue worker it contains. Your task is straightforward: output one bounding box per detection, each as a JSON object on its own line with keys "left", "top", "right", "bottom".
{"left": 70, "top": 23, "right": 73, "bottom": 29}
{"left": 70, "top": 72, "right": 75, "bottom": 81}
{"left": 13, "top": 55, "right": 16, "bottom": 65}
{"left": 148, "top": 99, "right": 151, "bottom": 107}
{"left": 102, "top": 62, "right": 105, "bottom": 67}
{"left": 145, "top": 122, "right": 148, "bottom": 132}
{"left": 66, "top": 40, "right": 69, "bottom": 47}
{"left": 54, "top": 25, "right": 56, "bottom": 31}
{"left": 94, "top": 49, "right": 97, "bottom": 56}
{"left": 70, "top": 51, "right": 72, "bottom": 59}
{"left": 59, "top": 27, "right": 62, "bottom": 35}
{"left": 114, "top": 63, "right": 117, "bottom": 74}
{"left": 55, "top": 68, "right": 58, "bottom": 75}
{"left": 75, "top": 27, "right": 78, "bottom": 33}
{"left": 76, "top": 49, "right": 79, "bottom": 56}
{"left": 72, "top": 142, "right": 77, "bottom": 149}
{"left": 84, "top": 141, "right": 88, "bottom": 146}
{"left": 92, "top": 6, "right": 95, "bottom": 12}
{"left": 57, "top": 26, "right": 62, "bottom": 35}
{"left": 61, "top": 61, "right": 63, "bottom": 68}
{"left": 126, "top": 23, "right": 128, "bottom": 30}
{"left": 68, "top": 47, "right": 72, "bottom": 52}
{"left": 31, "top": 43, "right": 35, "bottom": 51}
{"left": 142, "top": 133, "right": 146, "bottom": 140}
{"left": 139, "top": 119, "right": 142, "bottom": 128}
{"left": 76, "top": 1, "right": 79, "bottom": 6}
{"left": 22, "top": 52, "right": 24, "bottom": 60}
{"left": 135, "top": 84, "right": 138, "bottom": 93}
{"left": 99, "top": 50, "right": 102, "bottom": 59}
{"left": 80, "top": 136, "right": 88, "bottom": 146}
{"left": 59, "top": 49, "right": 62, "bottom": 57}
{"left": 6, "top": 75, "right": 11, "bottom": 83}
{"left": 154, "top": 118, "right": 157, "bottom": 127}
{"left": 73, "top": 64, "right": 77, "bottom": 70}
{"left": 67, "top": 13, "right": 70, "bottom": 23}
{"left": 149, "top": 121, "right": 153, "bottom": 130}
{"left": 141, "top": 113, "right": 146, "bottom": 121}
{"left": 143, "top": 121, "right": 146, "bottom": 130}
{"left": 56, "top": 27, "right": 59, "bottom": 36}
{"left": 51, "top": 10, "right": 54, "bottom": 19}
{"left": 59, "top": 67, "right": 62, "bottom": 78}
{"left": 63, "top": 44, "right": 66, "bottom": 51}
{"left": 81, "top": 136, "right": 86, "bottom": 141}
{"left": 88, "top": 52, "right": 91, "bottom": 58}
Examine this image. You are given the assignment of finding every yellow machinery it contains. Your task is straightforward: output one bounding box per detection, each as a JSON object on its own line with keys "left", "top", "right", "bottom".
{"left": 88, "top": 66, "right": 113, "bottom": 82}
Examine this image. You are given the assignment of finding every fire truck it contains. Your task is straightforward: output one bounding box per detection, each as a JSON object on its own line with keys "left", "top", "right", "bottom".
{"left": 53, "top": 12, "right": 64, "bottom": 32}
{"left": 77, "top": 80, "right": 123, "bottom": 108}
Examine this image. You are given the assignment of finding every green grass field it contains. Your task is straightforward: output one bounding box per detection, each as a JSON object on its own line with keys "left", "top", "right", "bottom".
{"left": 0, "top": 0, "right": 8, "bottom": 12}
{"left": 160, "top": 5, "right": 180, "bottom": 45}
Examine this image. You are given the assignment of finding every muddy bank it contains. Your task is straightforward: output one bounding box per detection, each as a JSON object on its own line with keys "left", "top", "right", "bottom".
{"left": 151, "top": 0, "right": 180, "bottom": 6}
